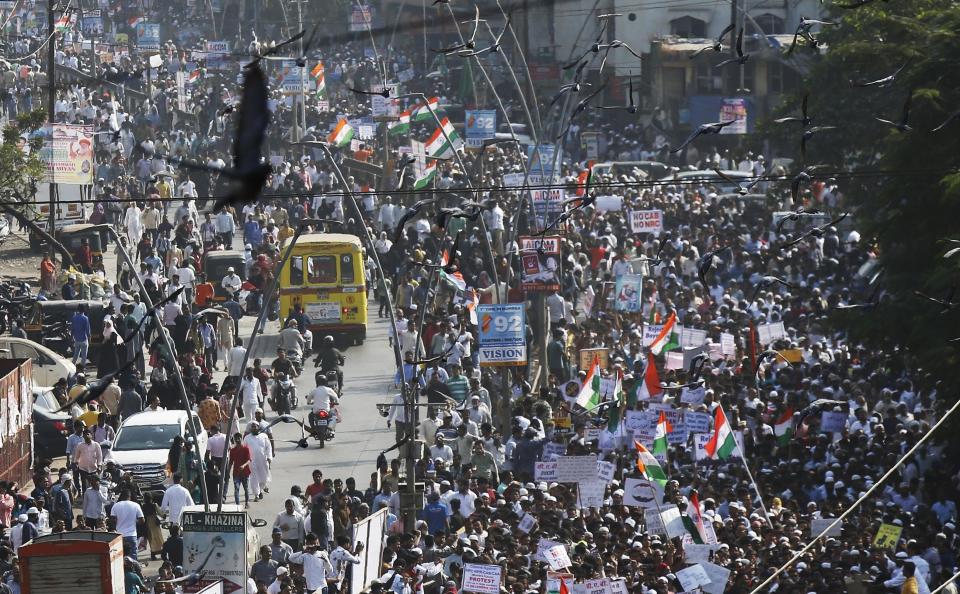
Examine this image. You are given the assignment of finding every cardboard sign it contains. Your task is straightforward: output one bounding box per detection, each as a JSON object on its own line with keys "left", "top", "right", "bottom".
{"left": 614, "top": 274, "right": 643, "bottom": 312}
{"left": 518, "top": 513, "right": 536, "bottom": 533}
{"left": 680, "top": 385, "right": 706, "bottom": 406}
{"left": 644, "top": 507, "right": 667, "bottom": 536}
{"left": 544, "top": 545, "right": 572, "bottom": 570}
{"left": 556, "top": 456, "right": 602, "bottom": 483}
{"left": 683, "top": 543, "right": 719, "bottom": 565}
{"left": 535, "top": 462, "right": 559, "bottom": 481}
{"left": 699, "top": 562, "right": 731, "bottom": 594}
{"left": 684, "top": 411, "right": 711, "bottom": 434}
{"left": 583, "top": 578, "right": 611, "bottom": 594}
{"left": 820, "top": 411, "right": 847, "bottom": 433}
{"left": 536, "top": 540, "right": 566, "bottom": 562}
{"left": 577, "top": 480, "right": 606, "bottom": 508}
{"left": 520, "top": 236, "right": 562, "bottom": 292}
{"left": 608, "top": 580, "right": 627, "bottom": 594}
{"left": 681, "top": 327, "right": 708, "bottom": 348}
{"left": 873, "top": 524, "right": 903, "bottom": 550}
{"left": 810, "top": 518, "right": 842, "bottom": 538}
{"left": 720, "top": 333, "right": 737, "bottom": 358}
{"left": 661, "top": 506, "right": 686, "bottom": 538}
{"left": 757, "top": 322, "right": 787, "bottom": 345}
{"left": 629, "top": 210, "right": 664, "bottom": 234}
{"left": 622, "top": 477, "right": 663, "bottom": 509}
{"left": 579, "top": 348, "right": 610, "bottom": 372}
{"left": 665, "top": 351, "right": 685, "bottom": 370}
{"left": 543, "top": 442, "right": 567, "bottom": 461}
{"left": 462, "top": 563, "right": 502, "bottom": 594}
{"left": 597, "top": 461, "right": 616, "bottom": 482}
{"left": 642, "top": 324, "right": 663, "bottom": 347}
{"left": 676, "top": 565, "right": 712, "bottom": 592}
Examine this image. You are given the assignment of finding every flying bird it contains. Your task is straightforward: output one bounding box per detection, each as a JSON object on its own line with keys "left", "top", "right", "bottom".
{"left": 696, "top": 245, "right": 730, "bottom": 285}
{"left": 773, "top": 94, "right": 813, "bottom": 126}
{"left": 596, "top": 40, "right": 643, "bottom": 73}
{"left": 789, "top": 166, "right": 823, "bottom": 203}
{"left": 755, "top": 350, "right": 791, "bottom": 379}
{"left": 433, "top": 5, "right": 480, "bottom": 54}
{"left": 942, "top": 239, "right": 960, "bottom": 258}
{"left": 690, "top": 23, "right": 735, "bottom": 58}
{"left": 56, "top": 359, "right": 137, "bottom": 413}
{"left": 874, "top": 91, "right": 913, "bottom": 132}
{"left": 347, "top": 85, "right": 391, "bottom": 97}
{"left": 550, "top": 80, "right": 591, "bottom": 109}
{"left": 751, "top": 276, "right": 793, "bottom": 301}
{"left": 782, "top": 214, "right": 849, "bottom": 248}
{"left": 396, "top": 155, "right": 417, "bottom": 187}
{"left": 122, "top": 287, "right": 186, "bottom": 343}
{"left": 714, "top": 28, "right": 749, "bottom": 68}
{"left": 156, "top": 571, "right": 207, "bottom": 587}
{"left": 556, "top": 82, "right": 607, "bottom": 139}
{"left": 244, "top": 30, "right": 306, "bottom": 67}
{"left": 931, "top": 109, "right": 960, "bottom": 132}
{"left": 688, "top": 352, "right": 709, "bottom": 380}
{"left": 800, "top": 126, "right": 837, "bottom": 160}
{"left": 457, "top": 16, "right": 511, "bottom": 57}
{"left": 915, "top": 288, "right": 957, "bottom": 313}
{"left": 670, "top": 120, "right": 739, "bottom": 153}
{"left": 775, "top": 207, "right": 822, "bottom": 234}
{"left": 851, "top": 63, "right": 907, "bottom": 88}
{"left": 434, "top": 206, "right": 484, "bottom": 230}
{"left": 393, "top": 198, "right": 443, "bottom": 243}
{"left": 562, "top": 21, "right": 610, "bottom": 69}
{"left": 711, "top": 168, "right": 761, "bottom": 195}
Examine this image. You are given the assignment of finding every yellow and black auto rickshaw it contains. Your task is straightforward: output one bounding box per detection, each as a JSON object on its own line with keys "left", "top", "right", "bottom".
{"left": 58, "top": 224, "right": 104, "bottom": 269}
{"left": 204, "top": 250, "right": 246, "bottom": 302}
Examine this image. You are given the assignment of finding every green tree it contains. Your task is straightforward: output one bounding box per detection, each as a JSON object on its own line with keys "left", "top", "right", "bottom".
{"left": 765, "top": 1, "right": 960, "bottom": 389}
{"left": 0, "top": 110, "right": 73, "bottom": 264}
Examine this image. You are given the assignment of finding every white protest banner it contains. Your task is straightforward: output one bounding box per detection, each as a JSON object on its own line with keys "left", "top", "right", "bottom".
{"left": 756, "top": 321, "right": 787, "bottom": 346}
{"left": 556, "top": 456, "right": 601, "bottom": 483}
{"left": 543, "top": 442, "right": 567, "bottom": 461}
{"left": 675, "top": 565, "right": 712, "bottom": 592}
{"left": 623, "top": 477, "right": 663, "bottom": 509}
{"left": 608, "top": 579, "right": 627, "bottom": 594}
{"left": 594, "top": 195, "right": 623, "bottom": 212}
{"left": 597, "top": 461, "right": 616, "bottom": 482}
{"left": 629, "top": 210, "right": 664, "bottom": 235}
{"left": 820, "top": 411, "right": 847, "bottom": 433}
{"left": 699, "top": 562, "right": 732, "bottom": 594}
{"left": 683, "top": 543, "right": 719, "bottom": 565}
{"left": 462, "top": 564, "right": 502, "bottom": 594}
{"left": 644, "top": 507, "right": 667, "bottom": 536}
{"left": 518, "top": 513, "right": 536, "bottom": 534}
{"left": 681, "top": 327, "right": 708, "bottom": 348}
{"left": 720, "top": 333, "right": 737, "bottom": 358}
{"left": 598, "top": 377, "right": 617, "bottom": 398}
{"left": 694, "top": 433, "right": 711, "bottom": 460}
{"left": 665, "top": 351, "right": 685, "bottom": 370}
{"left": 810, "top": 518, "right": 843, "bottom": 537}
{"left": 680, "top": 385, "right": 706, "bottom": 406}
{"left": 661, "top": 506, "right": 686, "bottom": 538}
{"left": 502, "top": 173, "right": 525, "bottom": 187}
{"left": 583, "top": 578, "right": 611, "bottom": 594}
{"left": 536, "top": 540, "right": 566, "bottom": 562}
{"left": 707, "top": 342, "right": 724, "bottom": 361}
{"left": 535, "top": 462, "right": 559, "bottom": 481}
{"left": 578, "top": 480, "right": 606, "bottom": 508}
{"left": 642, "top": 324, "right": 663, "bottom": 347}
{"left": 684, "top": 411, "right": 711, "bottom": 434}
{"left": 624, "top": 410, "right": 647, "bottom": 433}
{"left": 545, "top": 545, "right": 572, "bottom": 570}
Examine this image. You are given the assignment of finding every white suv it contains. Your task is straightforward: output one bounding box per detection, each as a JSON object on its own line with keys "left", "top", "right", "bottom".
{"left": 107, "top": 410, "right": 208, "bottom": 494}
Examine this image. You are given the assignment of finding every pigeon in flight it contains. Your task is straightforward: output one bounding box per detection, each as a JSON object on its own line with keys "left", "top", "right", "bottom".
{"left": 393, "top": 198, "right": 443, "bottom": 243}
{"left": 690, "top": 24, "right": 735, "bottom": 58}
{"left": 245, "top": 30, "right": 306, "bottom": 68}
{"left": 433, "top": 5, "right": 480, "bottom": 54}
{"left": 696, "top": 246, "right": 730, "bottom": 285}
{"left": 851, "top": 63, "right": 907, "bottom": 88}
{"left": 670, "top": 120, "right": 739, "bottom": 153}
{"left": 712, "top": 168, "right": 761, "bottom": 195}
{"left": 751, "top": 276, "right": 793, "bottom": 301}
{"left": 800, "top": 126, "right": 837, "bottom": 160}
{"left": 773, "top": 94, "right": 813, "bottom": 126}
{"left": 874, "top": 91, "right": 913, "bottom": 132}
{"left": 556, "top": 82, "right": 607, "bottom": 139}
{"left": 715, "top": 28, "right": 749, "bottom": 68}
{"left": 56, "top": 359, "right": 137, "bottom": 413}
{"left": 596, "top": 77, "right": 638, "bottom": 114}
{"left": 932, "top": 108, "right": 960, "bottom": 132}
{"left": 457, "top": 16, "right": 510, "bottom": 57}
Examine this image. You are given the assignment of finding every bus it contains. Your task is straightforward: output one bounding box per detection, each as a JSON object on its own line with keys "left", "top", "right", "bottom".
{"left": 278, "top": 233, "right": 368, "bottom": 345}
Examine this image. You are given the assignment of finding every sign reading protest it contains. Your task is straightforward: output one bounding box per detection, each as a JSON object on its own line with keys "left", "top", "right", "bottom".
{"left": 629, "top": 210, "right": 664, "bottom": 234}
{"left": 462, "top": 563, "right": 502, "bottom": 594}
{"left": 519, "top": 236, "right": 562, "bottom": 292}
{"left": 477, "top": 304, "right": 526, "bottom": 367}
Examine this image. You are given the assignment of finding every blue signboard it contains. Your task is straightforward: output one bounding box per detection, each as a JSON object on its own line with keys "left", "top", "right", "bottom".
{"left": 527, "top": 143, "right": 556, "bottom": 177}
{"left": 477, "top": 304, "right": 527, "bottom": 367}
{"left": 465, "top": 109, "right": 496, "bottom": 148}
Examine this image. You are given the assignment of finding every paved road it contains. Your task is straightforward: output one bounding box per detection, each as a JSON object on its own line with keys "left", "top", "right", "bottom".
{"left": 217, "top": 307, "right": 399, "bottom": 541}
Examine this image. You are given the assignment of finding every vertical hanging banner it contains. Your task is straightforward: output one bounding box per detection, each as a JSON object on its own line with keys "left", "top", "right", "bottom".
{"left": 40, "top": 124, "right": 95, "bottom": 184}
{"left": 477, "top": 304, "right": 527, "bottom": 367}
{"left": 465, "top": 109, "right": 496, "bottom": 149}
{"left": 350, "top": 4, "right": 374, "bottom": 31}
{"left": 719, "top": 98, "right": 748, "bottom": 134}
{"left": 135, "top": 22, "right": 160, "bottom": 51}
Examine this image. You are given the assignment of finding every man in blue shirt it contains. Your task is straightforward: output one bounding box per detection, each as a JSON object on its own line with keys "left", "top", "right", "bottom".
{"left": 71, "top": 303, "right": 91, "bottom": 367}
{"left": 244, "top": 215, "right": 263, "bottom": 248}
{"left": 418, "top": 492, "right": 449, "bottom": 535}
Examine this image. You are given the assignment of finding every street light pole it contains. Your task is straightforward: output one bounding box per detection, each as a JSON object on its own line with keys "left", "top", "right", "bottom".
{"left": 90, "top": 224, "right": 211, "bottom": 510}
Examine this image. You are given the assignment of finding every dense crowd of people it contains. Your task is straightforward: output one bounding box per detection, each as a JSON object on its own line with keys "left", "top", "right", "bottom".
{"left": 0, "top": 2, "right": 959, "bottom": 594}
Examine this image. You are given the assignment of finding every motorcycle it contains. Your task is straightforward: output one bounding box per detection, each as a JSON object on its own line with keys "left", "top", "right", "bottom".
{"left": 286, "top": 349, "right": 303, "bottom": 376}
{"left": 308, "top": 409, "right": 335, "bottom": 448}
{"left": 315, "top": 369, "right": 343, "bottom": 397}
{"left": 268, "top": 373, "right": 298, "bottom": 414}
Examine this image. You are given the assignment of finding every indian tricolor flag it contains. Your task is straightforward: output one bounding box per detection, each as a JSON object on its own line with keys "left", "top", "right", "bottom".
{"left": 310, "top": 62, "right": 326, "bottom": 98}
{"left": 606, "top": 369, "right": 626, "bottom": 433}
{"left": 466, "top": 288, "right": 479, "bottom": 325}
{"left": 653, "top": 410, "right": 671, "bottom": 458}
{"left": 424, "top": 118, "right": 462, "bottom": 158}
{"left": 54, "top": 11, "right": 73, "bottom": 33}
{"left": 389, "top": 109, "right": 412, "bottom": 136}
{"left": 684, "top": 491, "right": 710, "bottom": 544}
{"left": 774, "top": 407, "right": 794, "bottom": 445}
{"left": 128, "top": 15, "right": 145, "bottom": 27}
{"left": 413, "top": 160, "right": 437, "bottom": 189}
{"left": 187, "top": 69, "right": 202, "bottom": 84}
{"left": 631, "top": 353, "right": 662, "bottom": 402}
{"left": 575, "top": 356, "right": 601, "bottom": 410}
{"left": 705, "top": 405, "right": 737, "bottom": 460}
{"left": 440, "top": 269, "right": 467, "bottom": 292}
{"left": 413, "top": 96, "right": 440, "bottom": 121}
{"left": 649, "top": 312, "right": 677, "bottom": 355}
{"left": 635, "top": 441, "right": 667, "bottom": 485}
{"left": 327, "top": 119, "right": 354, "bottom": 148}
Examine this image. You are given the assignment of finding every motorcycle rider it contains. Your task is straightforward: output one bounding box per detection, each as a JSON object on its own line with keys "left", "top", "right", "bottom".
{"left": 309, "top": 375, "right": 340, "bottom": 437}
{"left": 270, "top": 348, "right": 298, "bottom": 412}
{"left": 285, "top": 304, "right": 313, "bottom": 352}
{"left": 314, "top": 335, "right": 345, "bottom": 393}
{"left": 278, "top": 319, "right": 305, "bottom": 374}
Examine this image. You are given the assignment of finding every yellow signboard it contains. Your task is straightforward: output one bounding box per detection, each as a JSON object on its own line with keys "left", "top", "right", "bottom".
{"left": 872, "top": 523, "right": 903, "bottom": 550}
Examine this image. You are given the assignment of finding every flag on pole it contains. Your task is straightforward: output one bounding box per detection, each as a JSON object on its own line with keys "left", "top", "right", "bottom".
{"left": 413, "top": 96, "right": 440, "bottom": 121}
{"left": 606, "top": 369, "right": 625, "bottom": 432}
{"left": 649, "top": 312, "right": 678, "bottom": 355}
{"left": 388, "top": 109, "right": 412, "bottom": 136}
{"left": 575, "top": 357, "right": 602, "bottom": 410}
{"left": 413, "top": 160, "right": 436, "bottom": 189}
{"left": 327, "top": 120, "right": 354, "bottom": 148}
{"left": 653, "top": 410, "right": 671, "bottom": 458}
{"left": 684, "top": 492, "right": 709, "bottom": 544}
{"left": 127, "top": 15, "right": 145, "bottom": 27}
{"left": 774, "top": 407, "right": 794, "bottom": 445}
{"left": 440, "top": 269, "right": 467, "bottom": 292}
{"left": 187, "top": 69, "right": 202, "bottom": 84}
{"left": 310, "top": 62, "right": 326, "bottom": 98}
{"left": 634, "top": 441, "right": 668, "bottom": 485}
{"left": 705, "top": 405, "right": 737, "bottom": 460}
{"left": 54, "top": 11, "right": 73, "bottom": 33}
{"left": 632, "top": 354, "right": 662, "bottom": 402}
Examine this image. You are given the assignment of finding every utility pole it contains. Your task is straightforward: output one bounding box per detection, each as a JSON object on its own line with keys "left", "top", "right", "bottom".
{"left": 46, "top": 0, "right": 57, "bottom": 255}
{"left": 294, "top": 0, "right": 307, "bottom": 147}
{"left": 728, "top": 0, "right": 739, "bottom": 96}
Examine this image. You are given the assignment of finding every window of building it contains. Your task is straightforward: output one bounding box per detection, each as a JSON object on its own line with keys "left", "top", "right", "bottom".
{"left": 755, "top": 13, "right": 785, "bottom": 35}
{"left": 670, "top": 16, "right": 706, "bottom": 38}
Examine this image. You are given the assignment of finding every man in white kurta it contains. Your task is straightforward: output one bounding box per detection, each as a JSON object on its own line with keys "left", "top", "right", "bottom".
{"left": 124, "top": 203, "right": 144, "bottom": 246}
{"left": 243, "top": 423, "right": 273, "bottom": 500}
